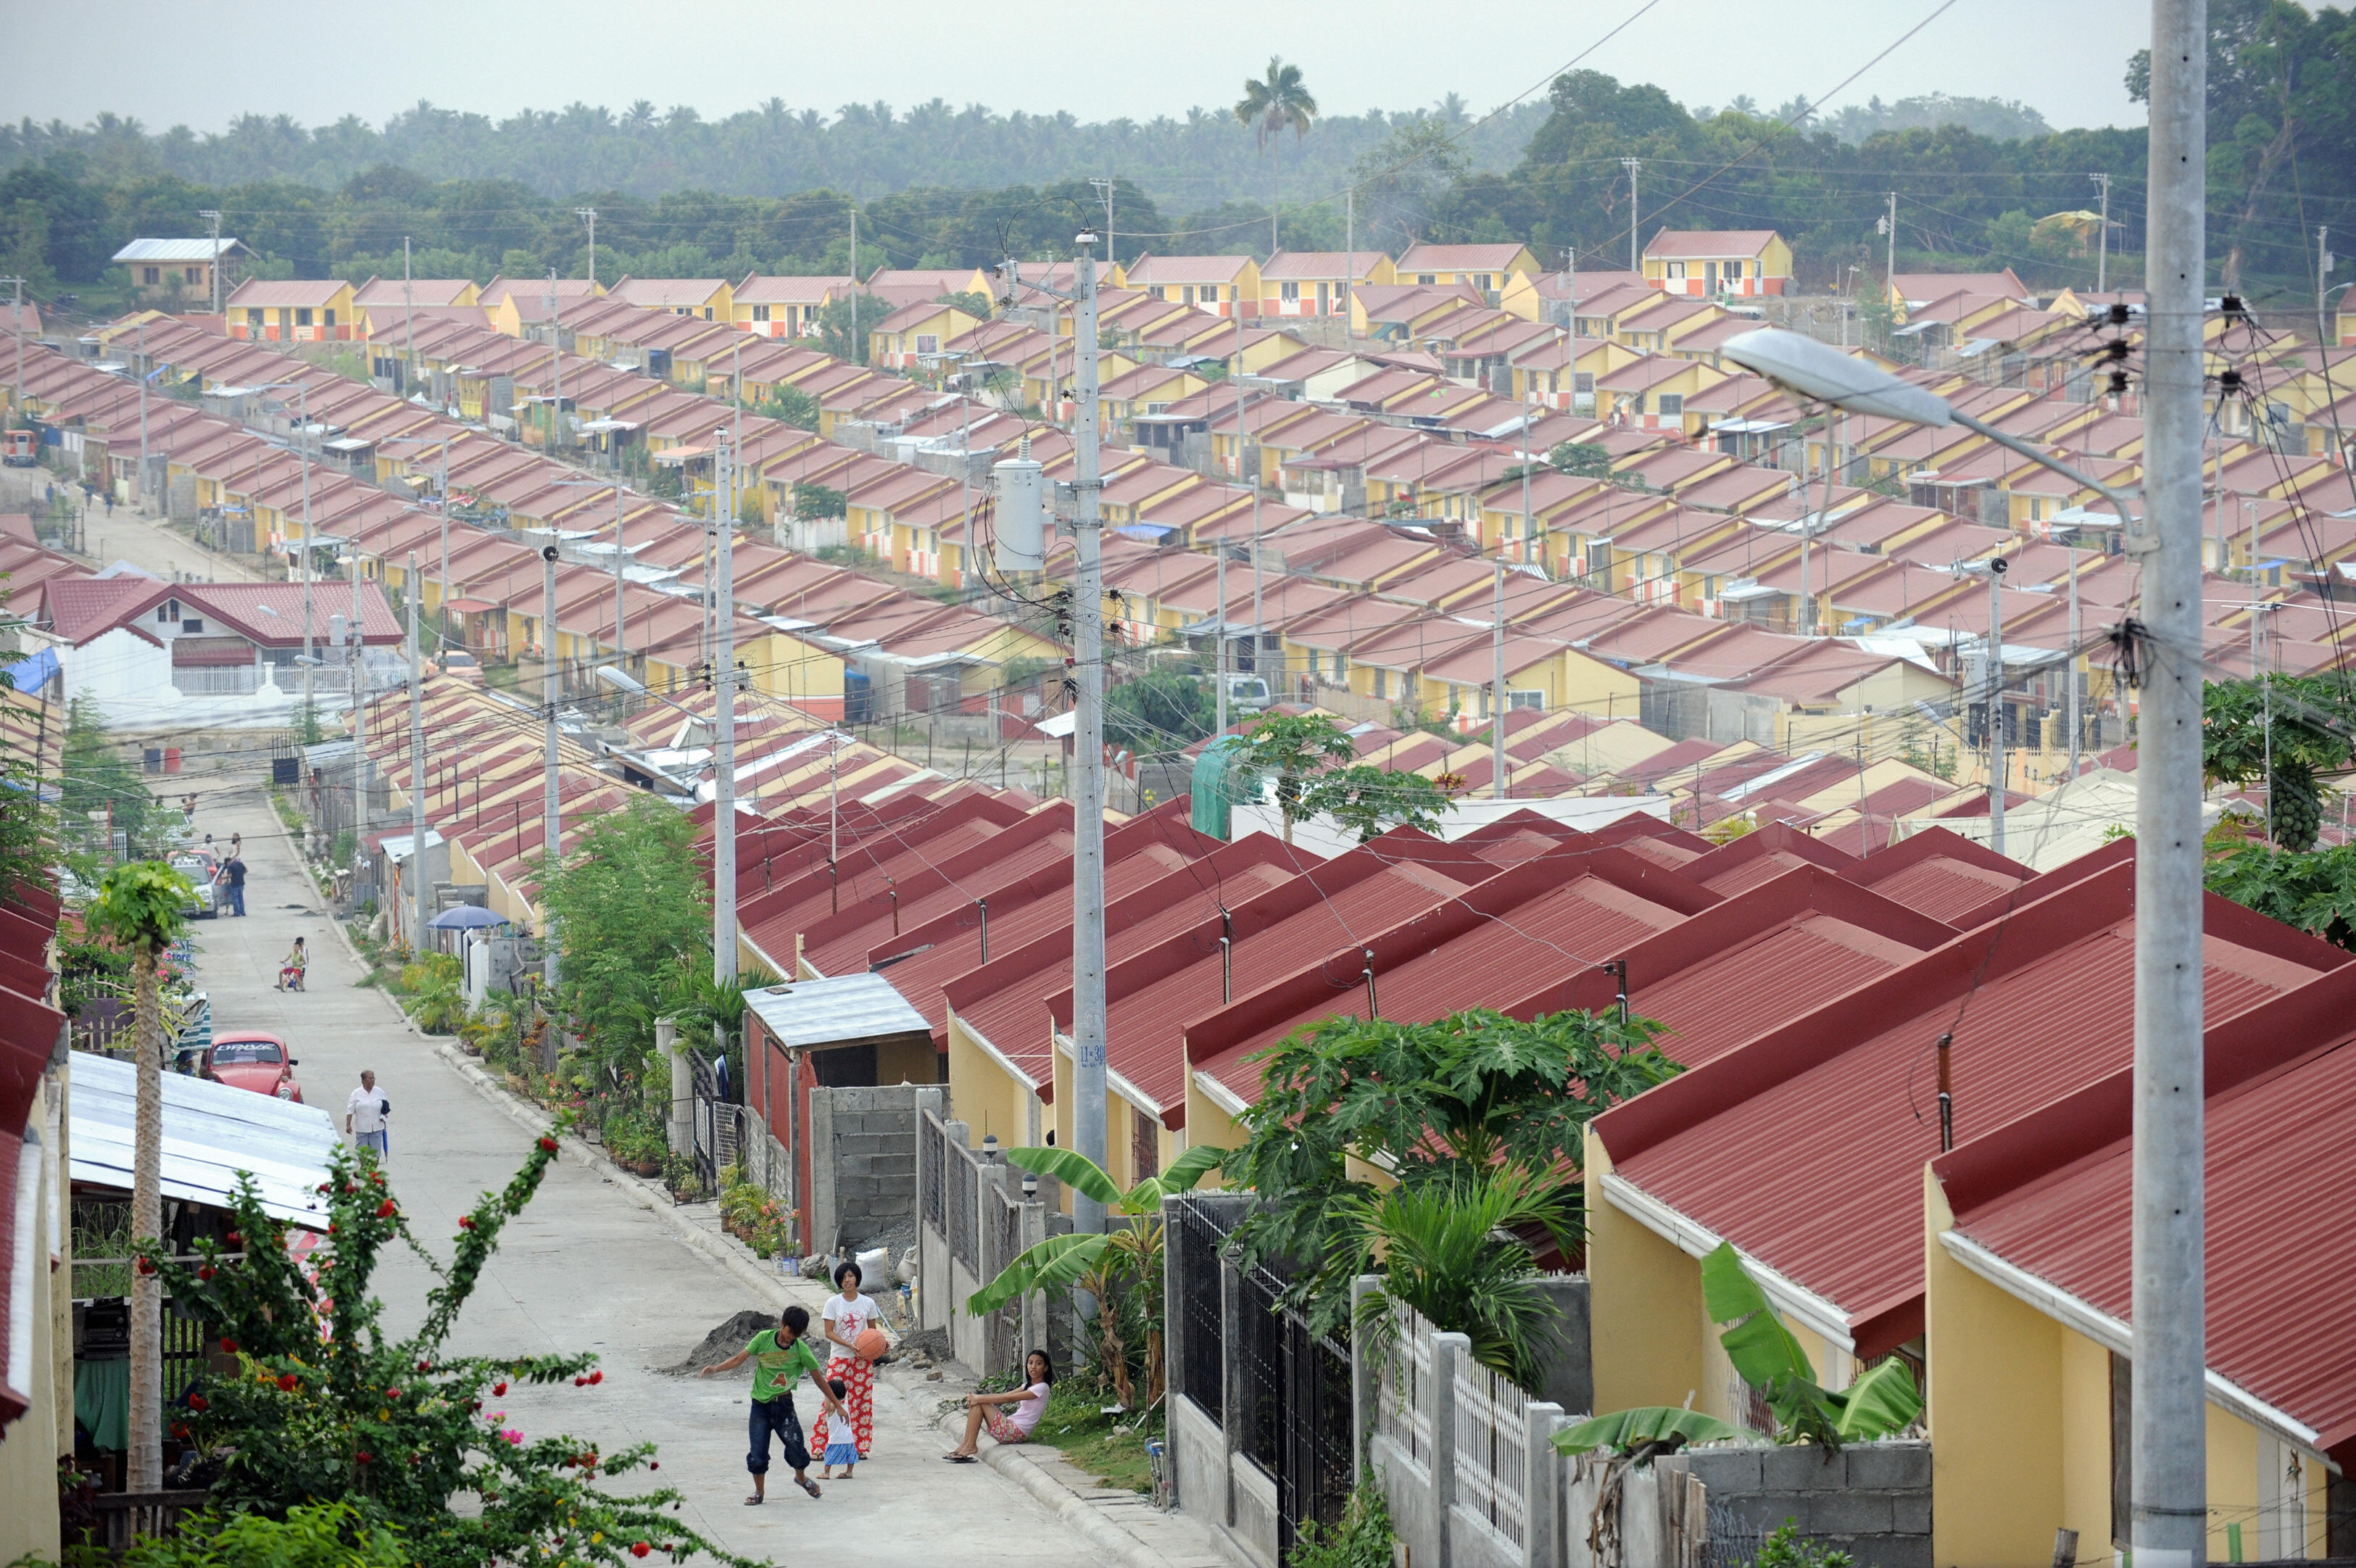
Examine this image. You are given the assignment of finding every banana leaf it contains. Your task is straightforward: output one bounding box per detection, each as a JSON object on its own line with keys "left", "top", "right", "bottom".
{"left": 1554, "top": 1408, "right": 1743, "bottom": 1457}
{"left": 1003, "top": 1146, "right": 1124, "bottom": 1208}
{"left": 1827, "top": 1356, "right": 1922, "bottom": 1440}
{"left": 963, "top": 1231, "right": 1110, "bottom": 1316}
{"left": 1124, "top": 1144, "right": 1227, "bottom": 1211}
{"left": 1700, "top": 1241, "right": 1816, "bottom": 1388}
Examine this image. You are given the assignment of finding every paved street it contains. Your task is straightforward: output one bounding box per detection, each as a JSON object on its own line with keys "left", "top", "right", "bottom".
{"left": 182, "top": 786, "right": 1117, "bottom": 1567}
{"left": 1, "top": 470, "right": 260, "bottom": 582}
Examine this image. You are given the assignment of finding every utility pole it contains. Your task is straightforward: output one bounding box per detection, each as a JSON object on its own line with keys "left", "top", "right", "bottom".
{"left": 407, "top": 552, "right": 426, "bottom": 958}
{"left": 547, "top": 269, "right": 563, "bottom": 450}
{"left": 2067, "top": 541, "right": 2082, "bottom": 784}
{"left": 2133, "top": 0, "right": 2210, "bottom": 1559}
{"left": 5, "top": 276, "right": 23, "bottom": 419}
{"left": 576, "top": 207, "right": 597, "bottom": 291}
{"left": 296, "top": 383, "right": 314, "bottom": 721}
{"left": 2320, "top": 225, "right": 2335, "bottom": 347}
{"left": 1073, "top": 228, "right": 1108, "bottom": 1237}
{"left": 713, "top": 427, "right": 739, "bottom": 994}
{"left": 1622, "top": 159, "right": 1642, "bottom": 275}
{"left": 403, "top": 238, "right": 415, "bottom": 395}
{"left": 1490, "top": 557, "right": 1507, "bottom": 800}
{"left": 2091, "top": 174, "right": 2113, "bottom": 294}
{"left": 540, "top": 541, "right": 561, "bottom": 990}
{"left": 1885, "top": 193, "right": 1898, "bottom": 289}
{"left": 614, "top": 484, "right": 626, "bottom": 665}
{"left": 1343, "top": 188, "right": 1354, "bottom": 328}
{"left": 1986, "top": 557, "right": 2006, "bottom": 858}
{"left": 1091, "top": 178, "right": 1116, "bottom": 278}
{"left": 199, "top": 210, "right": 223, "bottom": 316}
{"left": 1235, "top": 310, "right": 1264, "bottom": 693}
{"left": 136, "top": 320, "right": 149, "bottom": 515}
{"left": 848, "top": 204, "right": 859, "bottom": 362}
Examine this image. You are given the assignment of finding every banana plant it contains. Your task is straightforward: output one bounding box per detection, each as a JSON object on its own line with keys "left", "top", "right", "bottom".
{"left": 1554, "top": 1242, "right": 1922, "bottom": 1459}
{"left": 964, "top": 1144, "right": 1224, "bottom": 1409}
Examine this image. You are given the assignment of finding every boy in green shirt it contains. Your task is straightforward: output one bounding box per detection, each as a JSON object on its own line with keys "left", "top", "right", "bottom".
{"left": 701, "top": 1303, "right": 847, "bottom": 1503}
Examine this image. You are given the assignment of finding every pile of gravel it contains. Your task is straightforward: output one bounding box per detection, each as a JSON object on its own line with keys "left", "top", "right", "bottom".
{"left": 660, "top": 1309, "right": 776, "bottom": 1377}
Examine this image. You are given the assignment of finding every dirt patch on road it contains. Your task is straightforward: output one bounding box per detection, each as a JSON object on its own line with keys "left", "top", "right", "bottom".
{"left": 658, "top": 1310, "right": 776, "bottom": 1376}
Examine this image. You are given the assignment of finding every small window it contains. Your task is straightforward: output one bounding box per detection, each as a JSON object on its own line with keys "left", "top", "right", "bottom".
{"left": 1373, "top": 668, "right": 1389, "bottom": 699}
{"left": 1727, "top": 260, "right": 1746, "bottom": 278}
{"left": 1509, "top": 690, "right": 1544, "bottom": 710}
{"left": 1148, "top": 286, "right": 1166, "bottom": 301}
{"left": 144, "top": 267, "right": 161, "bottom": 285}
{"left": 1575, "top": 372, "right": 1596, "bottom": 394}
{"left": 181, "top": 618, "right": 204, "bottom": 634}
{"left": 1131, "top": 1107, "right": 1158, "bottom": 1181}
{"left": 1658, "top": 393, "right": 1685, "bottom": 418}
{"left": 752, "top": 304, "right": 771, "bottom": 322}
{"left": 296, "top": 307, "right": 313, "bottom": 326}
{"left": 1281, "top": 281, "right": 1300, "bottom": 302}
{"left": 323, "top": 308, "right": 335, "bottom": 327}
{"left": 186, "top": 267, "right": 201, "bottom": 283}
{"left": 704, "top": 307, "right": 713, "bottom": 320}
{"left": 1474, "top": 274, "right": 1493, "bottom": 291}
{"left": 1667, "top": 262, "right": 1687, "bottom": 281}
{"left": 1416, "top": 273, "right": 1436, "bottom": 286}
{"left": 916, "top": 333, "right": 940, "bottom": 355}
{"left": 1181, "top": 285, "right": 1195, "bottom": 305}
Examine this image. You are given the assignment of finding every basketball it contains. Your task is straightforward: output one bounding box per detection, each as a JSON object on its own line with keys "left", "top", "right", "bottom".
{"left": 854, "top": 1327, "right": 889, "bottom": 1362}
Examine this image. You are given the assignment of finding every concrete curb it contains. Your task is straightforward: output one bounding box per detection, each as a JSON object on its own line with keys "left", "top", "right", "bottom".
{"left": 928, "top": 1408, "right": 1177, "bottom": 1568}
{"left": 422, "top": 1037, "right": 822, "bottom": 1316}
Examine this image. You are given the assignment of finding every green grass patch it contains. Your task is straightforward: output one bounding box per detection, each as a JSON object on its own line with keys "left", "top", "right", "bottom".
{"left": 1023, "top": 1381, "right": 1162, "bottom": 1494}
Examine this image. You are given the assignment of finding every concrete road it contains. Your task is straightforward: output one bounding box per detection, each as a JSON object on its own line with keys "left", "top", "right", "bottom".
{"left": 1, "top": 470, "right": 260, "bottom": 581}
{"left": 183, "top": 787, "right": 1113, "bottom": 1567}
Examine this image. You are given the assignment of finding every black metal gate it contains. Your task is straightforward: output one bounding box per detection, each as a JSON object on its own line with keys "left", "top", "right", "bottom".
{"left": 1277, "top": 1314, "right": 1356, "bottom": 1555}
{"left": 689, "top": 1055, "right": 738, "bottom": 1191}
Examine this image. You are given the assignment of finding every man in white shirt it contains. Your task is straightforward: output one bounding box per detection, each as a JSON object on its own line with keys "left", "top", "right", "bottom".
{"left": 345, "top": 1070, "right": 389, "bottom": 1158}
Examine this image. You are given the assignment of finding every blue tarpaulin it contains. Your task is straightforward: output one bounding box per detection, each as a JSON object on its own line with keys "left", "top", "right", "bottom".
{"left": 1, "top": 645, "right": 59, "bottom": 694}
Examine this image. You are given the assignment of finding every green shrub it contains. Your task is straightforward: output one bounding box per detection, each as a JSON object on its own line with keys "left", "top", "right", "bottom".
{"left": 1288, "top": 1475, "right": 1393, "bottom": 1568}
{"left": 112, "top": 1500, "right": 407, "bottom": 1568}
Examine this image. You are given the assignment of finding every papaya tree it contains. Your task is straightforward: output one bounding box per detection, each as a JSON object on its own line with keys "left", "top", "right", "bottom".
{"left": 2202, "top": 673, "right": 2355, "bottom": 852}
{"left": 964, "top": 1145, "right": 1224, "bottom": 1409}
{"left": 86, "top": 858, "right": 193, "bottom": 1492}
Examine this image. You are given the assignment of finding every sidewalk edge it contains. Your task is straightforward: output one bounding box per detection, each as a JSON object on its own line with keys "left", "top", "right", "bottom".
{"left": 928, "top": 1409, "right": 1191, "bottom": 1568}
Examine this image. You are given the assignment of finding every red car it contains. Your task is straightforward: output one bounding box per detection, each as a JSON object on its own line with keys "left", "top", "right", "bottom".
{"left": 202, "top": 1032, "right": 304, "bottom": 1103}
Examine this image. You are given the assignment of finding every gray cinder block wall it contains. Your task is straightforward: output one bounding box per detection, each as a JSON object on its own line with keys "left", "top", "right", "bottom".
{"left": 1655, "top": 1441, "right": 1933, "bottom": 1568}
{"left": 808, "top": 1084, "right": 925, "bottom": 1256}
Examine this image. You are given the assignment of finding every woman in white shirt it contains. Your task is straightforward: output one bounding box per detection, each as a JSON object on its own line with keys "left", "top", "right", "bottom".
{"left": 820, "top": 1261, "right": 883, "bottom": 1458}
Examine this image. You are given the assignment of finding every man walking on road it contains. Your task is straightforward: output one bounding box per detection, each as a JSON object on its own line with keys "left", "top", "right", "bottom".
{"left": 345, "top": 1069, "right": 389, "bottom": 1158}
{"left": 218, "top": 847, "right": 246, "bottom": 916}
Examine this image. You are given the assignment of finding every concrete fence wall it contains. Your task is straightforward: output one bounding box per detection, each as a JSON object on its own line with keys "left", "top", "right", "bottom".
{"left": 914, "top": 1108, "right": 1054, "bottom": 1378}
{"left": 807, "top": 1083, "right": 923, "bottom": 1256}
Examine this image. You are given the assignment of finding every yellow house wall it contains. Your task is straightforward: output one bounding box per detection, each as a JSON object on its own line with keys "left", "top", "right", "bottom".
{"left": 1584, "top": 1131, "right": 1708, "bottom": 1416}
{"left": 1925, "top": 1171, "right": 2070, "bottom": 1568}
{"left": 944, "top": 1011, "right": 1038, "bottom": 1147}
{"left": 0, "top": 1115, "right": 62, "bottom": 1566}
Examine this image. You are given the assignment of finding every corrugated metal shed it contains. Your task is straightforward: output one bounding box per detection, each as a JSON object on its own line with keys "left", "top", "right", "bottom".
{"left": 743, "top": 974, "right": 930, "bottom": 1050}
{"left": 69, "top": 1051, "right": 337, "bottom": 1227}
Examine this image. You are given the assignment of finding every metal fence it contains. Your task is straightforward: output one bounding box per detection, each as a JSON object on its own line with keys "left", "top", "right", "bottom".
{"left": 920, "top": 1112, "right": 946, "bottom": 1235}
{"left": 947, "top": 1140, "right": 979, "bottom": 1272}
{"left": 983, "top": 1178, "right": 1026, "bottom": 1372}
{"left": 1167, "top": 1200, "right": 1227, "bottom": 1422}
{"left": 1232, "top": 1261, "right": 1286, "bottom": 1477}
{"left": 689, "top": 1055, "right": 740, "bottom": 1192}
{"left": 1279, "top": 1313, "right": 1356, "bottom": 1553}
{"left": 1377, "top": 1299, "right": 1435, "bottom": 1477}
{"left": 1455, "top": 1355, "right": 1532, "bottom": 1550}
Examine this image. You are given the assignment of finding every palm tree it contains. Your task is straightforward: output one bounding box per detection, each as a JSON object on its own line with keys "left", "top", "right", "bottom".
{"left": 1234, "top": 57, "right": 1318, "bottom": 257}
{"left": 1343, "top": 1165, "right": 1567, "bottom": 1391}
{"left": 87, "top": 859, "right": 193, "bottom": 1492}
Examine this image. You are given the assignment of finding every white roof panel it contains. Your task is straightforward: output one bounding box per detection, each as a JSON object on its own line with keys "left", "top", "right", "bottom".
{"left": 743, "top": 974, "right": 930, "bottom": 1050}
{"left": 70, "top": 1051, "right": 337, "bottom": 1228}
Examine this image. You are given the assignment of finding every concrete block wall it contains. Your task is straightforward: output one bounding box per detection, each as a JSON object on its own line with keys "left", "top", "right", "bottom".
{"left": 1656, "top": 1441, "right": 1933, "bottom": 1568}
{"left": 808, "top": 1083, "right": 925, "bottom": 1255}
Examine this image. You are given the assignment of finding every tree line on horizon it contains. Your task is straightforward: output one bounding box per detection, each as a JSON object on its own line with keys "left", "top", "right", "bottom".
{"left": 1, "top": 1, "right": 2345, "bottom": 308}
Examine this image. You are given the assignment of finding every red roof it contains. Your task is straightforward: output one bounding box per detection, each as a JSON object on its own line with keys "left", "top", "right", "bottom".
{"left": 1593, "top": 858, "right": 2349, "bottom": 1356}
{"left": 1938, "top": 963, "right": 2356, "bottom": 1462}
{"left": 1841, "top": 826, "right": 2029, "bottom": 923}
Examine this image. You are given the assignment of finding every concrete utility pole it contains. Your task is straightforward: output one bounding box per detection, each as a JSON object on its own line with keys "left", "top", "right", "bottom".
{"left": 547, "top": 269, "right": 563, "bottom": 449}
{"left": 1072, "top": 231, "right": 1108, "bottom": 1235}
{"left": 2320, "top": 225, "right": 2335, "bottom": 347}
{"left": 1091, "top": 178, "right": 1116, "bottom": 276}
{"left": 407, "top": 552, "right": 426, "bottom": 956}
{"left": 5, "top": 276, "right": 23, "bottom": 418}
{"left": 2091, "top": 174, "right": 2113, "bottom": 294}
{"left": 848, "top": 204, "right": 859, "bottom": 361}
{"left": 2067, "top": 542, "right": 2082, "bottom": 783}
{"left": 1343, "top": 188, "right": 1355, "bottom": 326}
{"left": 1490, "top": 557, "right": 1507, "bottom": 800}
{"left": 200, "top": 210, "right": 223, "bottom": 317}
{"left": 136, "top": 320, "right": 149, "bottom": 514}
{"left": 540, "top": 542, "right": 561, "bottom": 990}
{"left": 1235, "top": 310, "right": 1264, "bottom": 690}
{"left": 296, "top": 383, "right": 314, "bottom": 720}
{"left": 576, "top": 207, "right": 597, "bottom": 291}
{"left": 1884, "top": 192, "right": 1899, "bottom": 288}
{"left": 1986, "top": 557, "right": 2006, "bottom": 857}
{"left": 2133, "top": 0, "right": 2210, "bottom": 1559}
{"left": 403, "top": 238, "right": 415, "bottom": 394}
{"left": 1622, "top": 159, "right": 1642, "bottom": 275}
{"left": 713, "top": 426, "right": 740, "bottom": 992}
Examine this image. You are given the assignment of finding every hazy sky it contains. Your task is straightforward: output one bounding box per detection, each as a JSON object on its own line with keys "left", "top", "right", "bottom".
{"left": 4, "top": 0, "right": 2152, "bottom": 136}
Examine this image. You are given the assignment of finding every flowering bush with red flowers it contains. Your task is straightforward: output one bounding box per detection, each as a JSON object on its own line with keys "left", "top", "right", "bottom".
{"left": 141, "top": 1116, "right": 740, "bottom": 1568}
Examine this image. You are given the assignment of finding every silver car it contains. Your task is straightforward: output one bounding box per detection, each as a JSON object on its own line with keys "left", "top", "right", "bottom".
{"left": 170, "top": 853, "right": 219, "bottom": 919}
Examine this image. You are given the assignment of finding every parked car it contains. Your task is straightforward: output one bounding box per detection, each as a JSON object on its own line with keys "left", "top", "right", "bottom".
{"left": 170, "top": 853, "right": 218, "bottom": 918}
{"left": 202, "top": 1032, "right": 302, "bottom": 1102}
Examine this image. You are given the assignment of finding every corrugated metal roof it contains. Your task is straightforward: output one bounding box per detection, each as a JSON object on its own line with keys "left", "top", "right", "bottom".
{"left": 1941, "top": 967, "right": 2356, "bottom": 1455}
{"left": 1603, "top": 869, "right": 2339, "bottom": 1350}
{"left": 70, "top": 1051, "right": 338, "bottom": 1227}
{"left": 744, "top": 973, "right": 930, "bottom": 1050}
{"left": 113, "top": 238, "right": 244, "bottom": 263}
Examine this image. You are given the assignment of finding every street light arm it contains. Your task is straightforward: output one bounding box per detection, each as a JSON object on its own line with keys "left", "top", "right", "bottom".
{"left": 1948, "top": 409, "right": 2146, "bottom": 551}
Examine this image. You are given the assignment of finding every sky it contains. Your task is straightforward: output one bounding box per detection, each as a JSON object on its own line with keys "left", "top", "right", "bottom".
{"left": 3, "top": 0, "right": 2152, "bottom": 136}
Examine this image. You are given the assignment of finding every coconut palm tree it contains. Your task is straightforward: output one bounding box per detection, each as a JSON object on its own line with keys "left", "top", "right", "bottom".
{"left": 86, "top": 858, "right": 193, "bottom": 1492}
{"left": 1234, "top": 57, "right": 1318, "bottom": 257}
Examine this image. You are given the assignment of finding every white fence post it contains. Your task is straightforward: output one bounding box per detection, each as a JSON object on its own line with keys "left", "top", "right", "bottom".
{"left": 1523, "top": 1402, "right": 1565, "bottom": 1568}
{"left": 1430, "top": 1330, "right": 1468, "bottom": 1568}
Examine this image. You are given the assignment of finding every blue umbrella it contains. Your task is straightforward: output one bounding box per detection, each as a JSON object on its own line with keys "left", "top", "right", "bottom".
{"left": 428, "top": 905, "right": 511, "bottom": 931}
